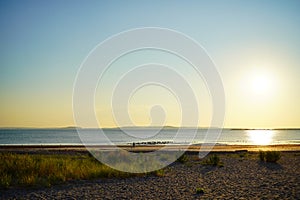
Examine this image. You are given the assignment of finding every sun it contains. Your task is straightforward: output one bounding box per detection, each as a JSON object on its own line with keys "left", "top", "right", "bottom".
{"left": 247, "top": 69, "right": 276, "bottom": 96}
{"left": 251, "top": 74, "right": 272, "bottom": 94}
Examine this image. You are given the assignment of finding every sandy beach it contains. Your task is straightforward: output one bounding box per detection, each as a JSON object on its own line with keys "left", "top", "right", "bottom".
{"left": 1, "top": 145, "right": 300, "bottom": 199}
{"left": 1, "top": 144, "right": 300, "bottom": 153}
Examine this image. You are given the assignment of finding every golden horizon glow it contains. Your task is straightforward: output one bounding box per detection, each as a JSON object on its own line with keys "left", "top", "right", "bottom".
{"left": 1, "top": 2, "right": 299, "bottom": 129}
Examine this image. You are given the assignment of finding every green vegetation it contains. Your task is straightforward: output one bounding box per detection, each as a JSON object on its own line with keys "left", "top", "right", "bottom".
{"left": 176, "top": 153, "right": 189, "bottom": 163}
{"left": 239, "top": 152, "right": 248, "bottom": 158}
{"left": 201, "top": 154, "right": 223, "bottom": 167}
{"left": 293, "top": 153, "right": 300, "bottom": 157}
{"left": 259, "top": 150, "right": 281, "bottom": 163}
{"left": 152, "top": 169, "right": 165, "bottom": 177}
{"left": 259, "top": 150, "right": 266, "bottom": 161}
{"left": 195, "top": 187, "right": 205, "bottom": 194}
{"left": 0, "top": 153, "right": 138, "bottom": 188}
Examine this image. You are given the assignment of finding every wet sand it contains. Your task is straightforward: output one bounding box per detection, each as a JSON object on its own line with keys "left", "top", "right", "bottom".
{"left": 1, "top": 144, "right": 300, "bottom": 153}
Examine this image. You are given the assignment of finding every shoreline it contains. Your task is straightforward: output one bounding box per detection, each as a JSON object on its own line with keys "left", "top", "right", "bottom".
{"left": 1, "top": 144, "right": 299, "bottom": 153}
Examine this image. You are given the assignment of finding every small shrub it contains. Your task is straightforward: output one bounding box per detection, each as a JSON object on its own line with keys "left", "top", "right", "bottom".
{"left": 152, "top": 169, "right": 165, "bottom": 177}
{"left": 209, "top": 155, "right": 220, "bottom": 165}
{"left": 239, "top": 152, "right": 248, "bottom": 158}
{"left": 177, "top": 154, "right": 189, "bottom": 163}
{"left": 196, "top": 187, "right": 205, "bottom": 194}
{"left": 201, "top": 154, "right": 222, "bottom": 166}
{"left": 265, "top": 151, "right": 281, "bottom": 162}
{"left": 259, "top": 150, "right": 265, "bottom": 161}
{"left": 259, "top": 151, "right": 281, "bottom": 163}
{"left": 218, "top": 162, "right": 224, "bottom": 167}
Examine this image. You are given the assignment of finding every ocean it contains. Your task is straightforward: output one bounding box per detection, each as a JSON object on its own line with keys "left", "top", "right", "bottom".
{"left": 0, "top": 128, "right": 299, "bottom": 146}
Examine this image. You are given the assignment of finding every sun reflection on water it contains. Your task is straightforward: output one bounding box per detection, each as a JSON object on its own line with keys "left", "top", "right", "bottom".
{"left": 247, "top": 130, "right": 276, "bottom": 145}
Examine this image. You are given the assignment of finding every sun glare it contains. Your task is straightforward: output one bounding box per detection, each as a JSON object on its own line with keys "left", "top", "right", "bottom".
{"left": 251, "top": 73, "right": 274, "bottom": 94}
{"left": 251, "top": 74, "right": 271, "bottom": 94}
{"left": 247, "top": 130, "right": 275, "bottom": 145}
{"left": 242, "top": 68, "right": 277, "bottom": 97}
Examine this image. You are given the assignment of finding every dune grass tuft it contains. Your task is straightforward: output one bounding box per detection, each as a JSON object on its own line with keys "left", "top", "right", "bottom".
{"left": 259, "top": 150, "right": 266, "bottom": 161}
{"left": 152, "top": 169, "right": 165, "bottom": 177}
{"left": 176, "top": 153, "right": 189, "bottom": 163}
{"left": 259, "top": 150, "right": 281, "bottom": 163}
{"left": 195, "top": 187, "right": 205, "bottom": 194}
{"left": 201, "top": 154, "right": 223, "bottom": 167}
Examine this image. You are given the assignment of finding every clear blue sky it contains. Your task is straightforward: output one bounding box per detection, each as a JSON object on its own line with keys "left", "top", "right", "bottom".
{"left": 1, "top": 0, "right": 299, "bottom": 128}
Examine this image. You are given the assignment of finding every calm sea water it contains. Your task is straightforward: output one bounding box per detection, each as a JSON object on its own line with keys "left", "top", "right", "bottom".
{"left": 0, "top": 128, "right": 299, "bottom": 146}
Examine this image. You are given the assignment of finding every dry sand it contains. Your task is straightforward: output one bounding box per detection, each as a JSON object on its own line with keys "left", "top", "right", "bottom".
{"left": 1, "top": 145, "right": 300, "bottom": 199}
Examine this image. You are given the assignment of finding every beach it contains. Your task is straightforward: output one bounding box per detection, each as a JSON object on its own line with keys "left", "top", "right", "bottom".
{"left": 1, "top": 145, "right": 300, "bottom": 199}
{"left": 1, "top": 144, "right": 300, "bottom": 153}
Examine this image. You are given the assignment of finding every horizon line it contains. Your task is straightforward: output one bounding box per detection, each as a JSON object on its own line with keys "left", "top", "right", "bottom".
{"left": 0, "top": 126, "right": 299, "bottom": 130}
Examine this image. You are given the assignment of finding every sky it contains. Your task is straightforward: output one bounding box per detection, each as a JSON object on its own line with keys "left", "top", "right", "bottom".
{"left": 0, "top": 0, "right": 299, "bottom": 128}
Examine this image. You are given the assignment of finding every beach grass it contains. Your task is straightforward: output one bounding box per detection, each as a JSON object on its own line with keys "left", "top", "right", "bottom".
{"left": 195, "top": 187, "right": 205, "bottom": 194}
{"left": 0, "top": 153, "right": 139, "bottom": 188}
{"left": 152, "top": 168, "right": 165, "bottom": 177}
{"left": 259, "top": 150, "right": 265, "bottom": 161}
{"left": 176, "top": 153, "right": 189, "bottom": 163}
{"left": 201, "top": 154, "right": 223, "bottom": 167}
{"left": 259, "top": 150, "right": 281, "bottom": 163}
